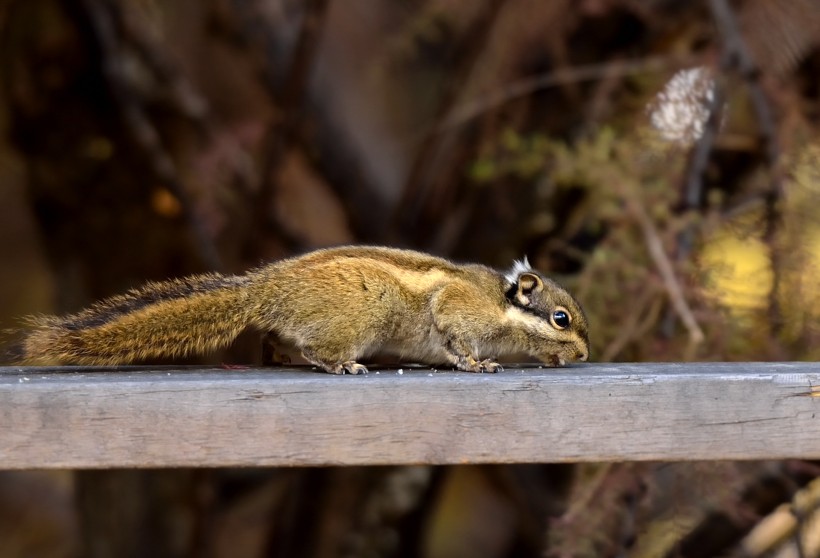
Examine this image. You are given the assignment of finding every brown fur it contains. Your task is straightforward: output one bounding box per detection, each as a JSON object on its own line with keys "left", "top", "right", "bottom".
{"left": 12, "top": 246, "right": 590, "bottom": 374}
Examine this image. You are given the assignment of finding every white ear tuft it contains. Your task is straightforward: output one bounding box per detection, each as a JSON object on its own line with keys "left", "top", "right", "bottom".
{"left": 504, "top": 256, "right": 533, "bottom": 285}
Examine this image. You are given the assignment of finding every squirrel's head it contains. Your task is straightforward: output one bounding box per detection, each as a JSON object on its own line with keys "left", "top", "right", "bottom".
{"left": 504, "top": 258, "right": 589, "bottom": 365}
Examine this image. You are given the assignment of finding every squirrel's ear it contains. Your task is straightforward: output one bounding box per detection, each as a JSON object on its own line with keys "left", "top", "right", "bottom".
{"left": 514, "top": 272, "right": 543, "bottom": 306}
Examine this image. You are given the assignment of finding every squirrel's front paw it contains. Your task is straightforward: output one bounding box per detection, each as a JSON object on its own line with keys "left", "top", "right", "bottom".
{"left": 456, "top": 356, "right": 501, "bottom": 373}
{"left": 328, "top": 361, "right": 369, "bottom": 375}
{"left": 478, "top": 359, "right": 502, "bottom": 373}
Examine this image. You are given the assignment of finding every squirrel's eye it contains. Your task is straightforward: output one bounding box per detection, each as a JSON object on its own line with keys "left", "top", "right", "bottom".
{"left": 550, "top": 307, "right": 571, "bottom": 329}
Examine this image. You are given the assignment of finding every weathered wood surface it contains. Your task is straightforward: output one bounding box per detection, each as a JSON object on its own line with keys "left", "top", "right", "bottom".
{"left": 1, "top": 362, "right": 819, "bottom": 469}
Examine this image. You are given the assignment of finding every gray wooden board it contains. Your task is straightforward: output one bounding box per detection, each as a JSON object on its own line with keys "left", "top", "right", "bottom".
{"left": 1, "top": 362, "right": 820, "bottom": 469}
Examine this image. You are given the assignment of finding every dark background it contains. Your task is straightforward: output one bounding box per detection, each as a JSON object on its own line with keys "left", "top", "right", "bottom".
{"left": 1, "top": 0, "right": 820, "bottom": 556}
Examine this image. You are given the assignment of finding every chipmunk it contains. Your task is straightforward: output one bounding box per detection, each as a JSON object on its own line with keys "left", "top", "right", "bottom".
{"left": 9, "top": 246, "right": 589, "bottom": 374}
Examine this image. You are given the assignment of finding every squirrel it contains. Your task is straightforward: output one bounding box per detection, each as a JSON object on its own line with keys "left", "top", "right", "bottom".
{"left": 9, "top": 246, "right": 589, "bottom": 374}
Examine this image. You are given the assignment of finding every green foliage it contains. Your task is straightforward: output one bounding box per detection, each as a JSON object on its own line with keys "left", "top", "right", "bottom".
{"left": 469, "top": 129, "right": 552, "bottom": 184}
{"left": 468, "top": 112, "right": 820, "bottom": 363}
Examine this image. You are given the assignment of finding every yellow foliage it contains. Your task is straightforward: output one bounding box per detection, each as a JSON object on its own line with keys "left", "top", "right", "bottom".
{"left": 699, "top": 233, "right": 772, "bottom": 312}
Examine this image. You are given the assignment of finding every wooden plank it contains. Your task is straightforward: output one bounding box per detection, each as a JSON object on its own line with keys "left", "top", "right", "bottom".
{"left": 1, "top": 362, "right": 820, "bottom": 469}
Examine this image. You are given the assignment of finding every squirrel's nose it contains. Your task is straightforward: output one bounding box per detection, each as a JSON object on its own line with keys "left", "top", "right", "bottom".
{"left": 577, "top": 349, "right": 588, "bottom": 362}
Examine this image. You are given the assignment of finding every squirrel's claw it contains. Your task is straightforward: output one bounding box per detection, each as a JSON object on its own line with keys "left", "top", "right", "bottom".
{"left": 456, "top": 355, "right": 501, "bottom": 373}
{"left": 479, "top": 359, "right": 502, "bottom": 373}
{"left": 329, "top": 361, "right": 369, "bottom": 375}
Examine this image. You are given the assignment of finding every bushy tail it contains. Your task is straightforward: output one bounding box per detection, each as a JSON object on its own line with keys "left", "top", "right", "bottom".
{"left": 11, "top": 273, "right": 255, "bottom": 365}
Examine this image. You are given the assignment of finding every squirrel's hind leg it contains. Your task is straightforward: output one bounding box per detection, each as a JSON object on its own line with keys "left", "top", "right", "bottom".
{"left": 260, "top": 332, "right": 291, "bottom": 365}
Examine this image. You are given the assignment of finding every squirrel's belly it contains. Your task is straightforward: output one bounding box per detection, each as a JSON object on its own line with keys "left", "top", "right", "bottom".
{"left": 380, "top": 325, "right": 450, "bottom": 364}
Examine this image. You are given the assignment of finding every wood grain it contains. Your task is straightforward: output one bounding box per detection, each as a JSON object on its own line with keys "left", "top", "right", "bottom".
{"left": 1, "top": 362, "right": 819, "bottom": 469}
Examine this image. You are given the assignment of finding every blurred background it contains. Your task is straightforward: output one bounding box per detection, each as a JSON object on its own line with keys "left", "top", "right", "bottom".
{"left": 1, "top": 0, "right": 820, "bottom": 556}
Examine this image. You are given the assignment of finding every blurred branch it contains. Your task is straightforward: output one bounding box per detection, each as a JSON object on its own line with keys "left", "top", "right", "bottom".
{"left": 115, "top": 2, "right": 257, "bottom": 184}
{"left": 441, "top": 55, "right": 687, "bottom": 132}
{"left": 708, "top": 0, "right": 784, "bottom": 333}
{"left": 483, "top": 465, "right": 563, "bottom": 554}
{"left": 793, "top": 519, "right": 807, "bottom": 558}
{"left": 630, "top": 194, "right": 705, "bottom": 346}
{"left": 681, "top": 81, "right": 725, "bottom": 241}
{"left": 738, "top": 464, "right": 820, "bottom": 557}
{"left": 561, "top": 463, "right": 614, "bottom": 524}
{"left": 601, "top": 284, "right": 663, "bottom": 361}
{"left": 709, "top": 0, "right": 783, "bottom": 333}
{"left": 668, "top": 463, "right": 816, "bottom": 558}
{"left": 113, "top": 5, "right": 209, "bottom": 124}
{"left": 395, "top": 0, "right": 504, "bottom": 239}
{"left": 394, "top": 467, "right": 446, "bottom": 558}
{"left": 253, "top": 0, "right": 330, "bottom": 253}
{"left": 80, "top": 0, "right": 223, "bottom": 270}
{"left": 665, "top": 0, "right": 785, "bottom": 341}
{"left": 280, "top": 0, "right": 328, "bottom": 115}
{"left": 661, "top": 77, "right": 725, "bottom": 337}
{"left": 210, "top": 0, "right": 378, "bottom": 252}
{"left": 548, "top": 463, "right": 648, "bottom": 557}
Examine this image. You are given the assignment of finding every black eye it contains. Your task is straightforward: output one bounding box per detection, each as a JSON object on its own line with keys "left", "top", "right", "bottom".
{"left": 551, "top": 308, "right": 571, "bottom": 329}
